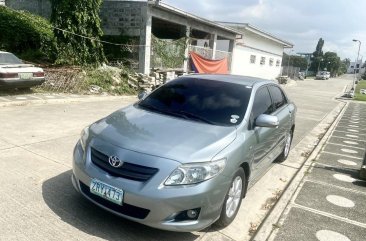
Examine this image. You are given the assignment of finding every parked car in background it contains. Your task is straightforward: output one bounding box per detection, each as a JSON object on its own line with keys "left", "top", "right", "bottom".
{"left": 315, "top": 71, "right": 329, "bottom": 80}
{"left": 72, "top": 74, "right": 296, "bottom": 232}
{"left": 0, "top": 51, "right": 45, "bottom": 89}
{"left": 325, "top": 71, "right": 330, "bottom": 79}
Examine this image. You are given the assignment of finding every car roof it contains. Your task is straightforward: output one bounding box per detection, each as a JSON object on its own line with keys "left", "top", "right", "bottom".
{"left": 183, "top": 74, "right": 274, "bottom": 87}
{"left": 0, "top": 51, "right": 10, "bottom": 54}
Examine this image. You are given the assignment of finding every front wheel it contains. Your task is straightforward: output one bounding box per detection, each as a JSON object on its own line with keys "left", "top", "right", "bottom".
{"left": 276, "top": 130, "right": 293, "bottom": 163}
{"left": 215, "top": 168, "right": 246, "bottom": 228}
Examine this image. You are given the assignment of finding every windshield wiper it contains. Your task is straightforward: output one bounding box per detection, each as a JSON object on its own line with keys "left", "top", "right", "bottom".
{"left": 138, "top": 103, "right": 186, "bottom": 118}
{"left": 177, "top": 111, "right": 215, "bottom": 125}
{"left": 138, "top": 102, "right": 161, "bottom": 112}
{"left": 139, "top": 103, "right": 215, "bottom": 125}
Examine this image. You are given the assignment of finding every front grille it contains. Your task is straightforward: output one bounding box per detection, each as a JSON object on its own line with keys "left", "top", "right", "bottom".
{"left": 79, "top": 182, "right": 150, "bottom": 219}
{"left": 90, "top": 147, "right": 159, "bottom": 182}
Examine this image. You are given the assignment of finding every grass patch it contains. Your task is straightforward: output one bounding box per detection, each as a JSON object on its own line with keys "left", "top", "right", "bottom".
{"left": 354, "top": 80, "right": 366, "bottom": 101}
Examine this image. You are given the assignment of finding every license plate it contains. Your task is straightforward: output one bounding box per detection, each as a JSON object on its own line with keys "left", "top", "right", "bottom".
{"left": 19, "top": 73, "right": 33, "bottom": 79}
{"left": 90, "top": 179, "right": 124, "bottom": 205}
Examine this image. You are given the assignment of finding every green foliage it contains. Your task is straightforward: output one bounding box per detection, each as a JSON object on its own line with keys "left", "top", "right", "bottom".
{"left": 101, "top": 35, "right": 139, "bottom": 65}
{"left": 151, "top": 36, "right": 186, "bottom": 69}
{"left": 309, "top": 38, "right": 325, "bottom": 71}
{"left": 84, "top": 66, "right": 136, "bottom": 95}
{"left": 339, "top": 58, "right": 350, "bottom": 75}
{"left": 322, "top": 52, "right": 342, "bottom": 76}
{"left": 354, "top": 80, "right": 366, "bottom": 101}
{"left": 314, "top": 38, "right": 324, "bottom": 58}
{"left": 0, "top": 6, "right": 57, "bottom": 63}
{"left": 51, "top": 0, "right": 106, "bottom": 66}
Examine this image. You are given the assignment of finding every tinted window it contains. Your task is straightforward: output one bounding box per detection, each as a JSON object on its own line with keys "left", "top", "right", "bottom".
{"left": 0, "top": 53, "right": 22, "bottom": 65}
{"left": 252, "top": 87, "right": 273, "bottom": 121}
{"left": 269, "top": 86, "right": 287, "bottom": 109}
{"left": 138, "top": 77, "right": 252, "bottom": 126}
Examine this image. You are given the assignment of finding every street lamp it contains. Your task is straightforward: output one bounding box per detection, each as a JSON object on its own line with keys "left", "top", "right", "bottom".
{"left": 352, "top": 39, "right": 361, "bottom": 91}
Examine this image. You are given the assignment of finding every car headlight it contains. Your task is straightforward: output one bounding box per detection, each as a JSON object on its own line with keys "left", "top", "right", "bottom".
{"left": 80, "top": 126, "right": 90, "bottom": 151}
{"left": 164, "top": 158, "right": 226, "bottom": 186}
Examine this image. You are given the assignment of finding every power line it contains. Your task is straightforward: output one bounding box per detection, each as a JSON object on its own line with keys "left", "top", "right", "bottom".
{"left": 53, "top": 27, "right": 148, "bottom": 47}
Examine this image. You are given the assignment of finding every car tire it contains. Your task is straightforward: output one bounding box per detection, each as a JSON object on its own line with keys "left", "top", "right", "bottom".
{"left": 215, "top": 168, "right": 246, "bottom": 228}
{"left": 276, "top": 129, "right": 293, "bottom": 163}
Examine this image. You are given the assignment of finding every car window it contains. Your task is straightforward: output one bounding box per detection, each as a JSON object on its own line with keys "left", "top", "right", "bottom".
{"left": 252, "top": 86, "right": 273, "bottom": 121}
{"left": 0, "top": 53, "right": 23, "bottom": 65}
{"left": 268, "top": 85, "right": 287, "bottom": 110}
{"left": 138, "top": 77, "right": 252, "bottom": 126}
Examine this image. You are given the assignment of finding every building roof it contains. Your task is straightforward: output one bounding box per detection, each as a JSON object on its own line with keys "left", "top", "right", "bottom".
{"left": 149, "top": 1, "right": 242, "bottom": 36}
{"left": 217, "top": 22, "right": 294, "bottom": 48}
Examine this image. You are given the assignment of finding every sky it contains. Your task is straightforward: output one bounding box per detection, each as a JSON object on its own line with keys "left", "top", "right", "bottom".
{"left": 163, "top": 0, "right": 365, "bottom": 62}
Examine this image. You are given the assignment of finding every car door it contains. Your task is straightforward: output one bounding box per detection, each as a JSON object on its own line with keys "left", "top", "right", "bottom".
{"left": 247, "top": 86, "right": 277, "bottom": 181}
{"left": 268, "top": 85, "right": 292, "bottom": 156}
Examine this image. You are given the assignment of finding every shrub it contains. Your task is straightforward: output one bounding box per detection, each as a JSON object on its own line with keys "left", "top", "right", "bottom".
{"left": 0, "top": 6, "right": 57, "bottom": 63}
{"left": 51, "top": 0, "right": 105, "bottom": 66}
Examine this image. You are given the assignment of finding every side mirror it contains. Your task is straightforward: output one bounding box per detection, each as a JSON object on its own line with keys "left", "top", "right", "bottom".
{"left": 255, "top": 114, "right": 279, "bottom": 128}
{"left": 138, "top": 91, "right": 148, "bottom": 100}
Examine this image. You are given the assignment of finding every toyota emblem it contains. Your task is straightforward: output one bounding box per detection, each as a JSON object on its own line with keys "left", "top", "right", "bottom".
{"left": 108, "top": 155, "right": 124, "bottom": 168}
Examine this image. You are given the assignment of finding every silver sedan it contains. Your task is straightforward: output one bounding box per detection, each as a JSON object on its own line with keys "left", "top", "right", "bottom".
{"left": 72, "top": 74, "right": 296, "bottom": 232}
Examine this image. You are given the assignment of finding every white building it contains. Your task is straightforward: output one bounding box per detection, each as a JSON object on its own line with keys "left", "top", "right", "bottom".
{"left": 220, "top": 22, "right": 293, "bottom": 80}
{"left": 347, "top": 60, "right": 365, "bottom": 75}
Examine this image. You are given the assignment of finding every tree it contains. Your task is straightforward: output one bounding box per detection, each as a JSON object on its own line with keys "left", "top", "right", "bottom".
{"left": 282, "top": 53, "right": 308, "bottom": 70}
{"left": 321, "top": 52, "right": 341, "bottom": 76}
{"left": 339, "top": 58, "right": 350, "bottom": 74}
{"left": 309, "top": 38, "right": 325, "bottom": 71}
{"left": 51, "top": 0, "right": 105, "bottom": 65}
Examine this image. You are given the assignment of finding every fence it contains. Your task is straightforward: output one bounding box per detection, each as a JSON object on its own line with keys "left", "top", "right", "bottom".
{"left": 281, "top": 66, "right": 300, "bottom": 79}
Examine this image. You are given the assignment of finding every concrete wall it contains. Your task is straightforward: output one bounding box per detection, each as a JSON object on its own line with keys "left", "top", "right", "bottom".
{"left": 239, "top": 31, "right": 284, "bottom": 56}
{"left": 231, "top": 28, "right": 284, "bottom": 79}
{"left": 101, "top": 0, "right": 146, "bottom": 36}
{"left": 5, "top": 0, "right": 51, "bottom": 18}
{"left": 231, "top": 45, "right": 282, "bottom": 80}
{"left": 5, "top": 0, "right": 146, "bottom": 36}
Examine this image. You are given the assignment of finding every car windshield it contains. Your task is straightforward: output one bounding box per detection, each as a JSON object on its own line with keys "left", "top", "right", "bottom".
{"left": 0, "top": 53, "right": 23, "bottom": 65}
{"left": 138, "top": 77, "right": 252, "bottom": 126}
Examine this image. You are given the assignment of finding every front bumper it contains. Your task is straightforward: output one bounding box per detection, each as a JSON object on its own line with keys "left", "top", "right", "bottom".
{"left": 0, "top": 78, "right": 45, "bottom": 88}
{"left": 72, "top": 141, "right": 231, "bottom": 232}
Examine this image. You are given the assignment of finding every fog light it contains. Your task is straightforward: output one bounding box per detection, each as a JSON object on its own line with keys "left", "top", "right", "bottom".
{"left": 187, "top": 209, "right": 198, "bottom": 219}
{"left": 173, "top": 208, "right": 201, "bottom": 221}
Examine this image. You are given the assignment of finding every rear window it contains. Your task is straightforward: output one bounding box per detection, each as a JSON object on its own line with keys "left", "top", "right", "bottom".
{"left": 0, "top": 53, "right": 23, "bottom": 65}
{"left": 138, "top": 77, "right": 252, "bottom": 126}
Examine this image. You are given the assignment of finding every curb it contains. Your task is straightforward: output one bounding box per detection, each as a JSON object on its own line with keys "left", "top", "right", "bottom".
{"left": 251, "top": 99, "right": 347, "bottom": 241}
{"left": 360, "top": 151, "right": 366, "bottom": 180}
{"left": 0, "top": 95, "right": 137, "bottom": 108}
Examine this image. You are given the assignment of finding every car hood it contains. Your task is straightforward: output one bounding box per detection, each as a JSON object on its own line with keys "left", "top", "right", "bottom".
{"left": 89, "top": 105, "right": 237, "bottom": 163}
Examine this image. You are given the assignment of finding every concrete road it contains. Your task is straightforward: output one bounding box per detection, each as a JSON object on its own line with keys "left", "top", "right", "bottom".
{"left": 0, "top": 77, "right": 351, "bottom": 240}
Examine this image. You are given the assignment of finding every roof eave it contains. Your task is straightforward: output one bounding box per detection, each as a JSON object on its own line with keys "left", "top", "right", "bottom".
{"left": 217, "top": 21, "right": 293, "bottom": 48}
{"left": 150, "top": 2, "right": 242, "bottom": 35}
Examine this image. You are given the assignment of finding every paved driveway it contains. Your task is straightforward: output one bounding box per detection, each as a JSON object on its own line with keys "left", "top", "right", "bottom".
{"left": 0, "top": 77, "right": 351, "bottom": 240}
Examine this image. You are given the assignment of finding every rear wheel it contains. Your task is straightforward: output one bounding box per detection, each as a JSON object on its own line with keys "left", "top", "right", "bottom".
{"left": 215, "top": 168, "right": 246, "bottom": 228}
{"left": 276, "top": 130, "right": 293, "bottom": 163}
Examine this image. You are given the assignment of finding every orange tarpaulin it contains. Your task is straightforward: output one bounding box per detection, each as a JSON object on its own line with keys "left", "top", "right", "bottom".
{"left": 190, "top": 51, "right": 228, "bottom": 74}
